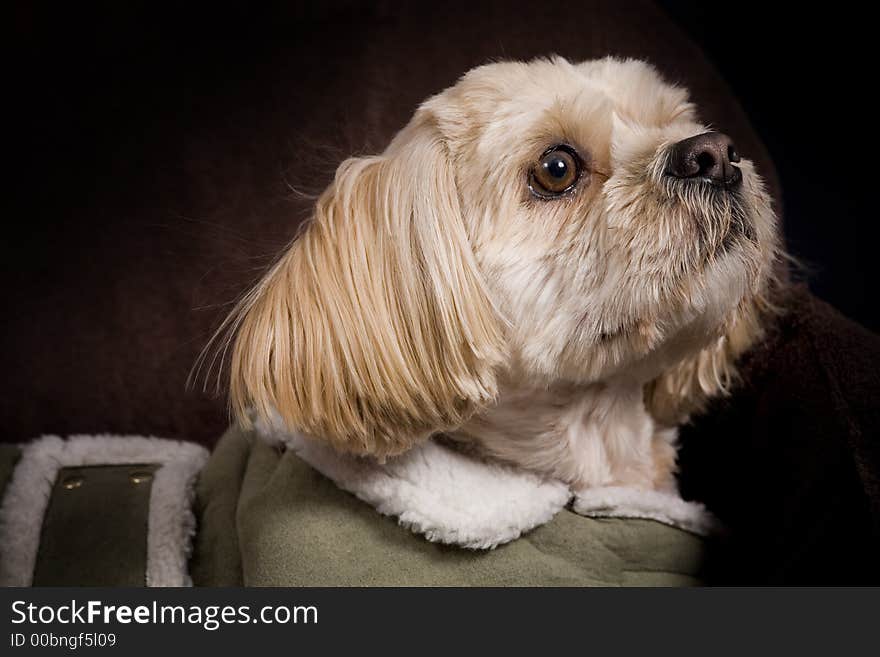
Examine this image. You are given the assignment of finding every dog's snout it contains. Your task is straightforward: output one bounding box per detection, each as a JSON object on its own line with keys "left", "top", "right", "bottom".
{"left": 666, "top": 132, "right": 742, "bottom": 187}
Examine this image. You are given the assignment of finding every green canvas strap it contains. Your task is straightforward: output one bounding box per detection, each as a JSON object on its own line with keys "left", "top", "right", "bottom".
{"left": 33, "top": 464, "right": 159, "bottom": 586}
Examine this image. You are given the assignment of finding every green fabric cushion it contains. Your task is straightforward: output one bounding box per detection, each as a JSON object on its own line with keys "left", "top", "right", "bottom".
{"left": 194, "top": 427, "right": 707, "bottom": 586}
{"left": 190, "top": 426, "right": 251, "bottom": 586}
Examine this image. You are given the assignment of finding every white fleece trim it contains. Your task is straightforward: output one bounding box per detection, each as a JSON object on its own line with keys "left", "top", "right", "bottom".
{"left": 572, "top": 486, "right": 720, "bottom": 536}
{"left": 264, "top": 428, "right": 718, "bottom": 550}
{"left": 279, "top": 430, "right": 571, "bottom": 549}
{"left": 0, "top": 435, "right": 209, "bottom": 587}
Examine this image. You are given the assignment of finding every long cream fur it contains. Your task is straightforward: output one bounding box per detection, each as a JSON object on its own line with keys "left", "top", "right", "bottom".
{"left": 229, "top": 115, "right": 506, "bottom": 457}
{"left": 220, "top": 56, "right": 780, "bottom": 489}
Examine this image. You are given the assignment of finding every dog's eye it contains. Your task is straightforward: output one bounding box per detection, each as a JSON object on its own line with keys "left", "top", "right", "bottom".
{"left": 529, "top": 146, "right": 582, "bottom": 198}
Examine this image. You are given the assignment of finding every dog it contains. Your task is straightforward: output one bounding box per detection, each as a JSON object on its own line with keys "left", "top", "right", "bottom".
{"left": 222, "top": 56, "right": 779, "bottom": 493}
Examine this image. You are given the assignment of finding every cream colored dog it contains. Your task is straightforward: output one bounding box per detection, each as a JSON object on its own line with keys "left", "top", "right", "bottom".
{"left": 223, "top": 57, "right": 779, "bottom": 494}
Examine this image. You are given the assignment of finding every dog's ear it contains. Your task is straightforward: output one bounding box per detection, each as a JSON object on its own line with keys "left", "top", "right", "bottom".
{"left": 644, "top": 301, "right": 766, "bottom": 426}
{"left": 228, "top": 111, "right": 505, "bottom": 457}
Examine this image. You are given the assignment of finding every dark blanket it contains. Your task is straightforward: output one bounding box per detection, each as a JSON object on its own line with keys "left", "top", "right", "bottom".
{"left": 679, "top": 285, "right": 880, "bottom": 584}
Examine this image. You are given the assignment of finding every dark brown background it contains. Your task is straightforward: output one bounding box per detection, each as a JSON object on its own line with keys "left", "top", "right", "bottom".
{"left": 662, "top": 1, "right": 877, "bottom": 333}
{"left": 3, "top": 1, "right": 873, "bottom": 447}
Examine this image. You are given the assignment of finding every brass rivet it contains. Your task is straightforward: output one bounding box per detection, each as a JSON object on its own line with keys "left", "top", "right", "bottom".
{"left": 62, "top": 475, "right": 84, "bottom": 490}
{"left": 130, "top": 471, "right": 153, "bottom": 485}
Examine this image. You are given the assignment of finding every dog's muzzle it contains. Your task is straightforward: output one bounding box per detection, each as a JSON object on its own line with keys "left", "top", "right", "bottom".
{"left": 664, "top": 132, "right": 743, "bottom": 189}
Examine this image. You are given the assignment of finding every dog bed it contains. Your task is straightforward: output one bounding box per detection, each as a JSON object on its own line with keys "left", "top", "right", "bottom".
{"left": 189, "top": 426, "right": 714, "bottom": 587}
{"left": 0, "top": 428, "right": 714, "bottom": 586}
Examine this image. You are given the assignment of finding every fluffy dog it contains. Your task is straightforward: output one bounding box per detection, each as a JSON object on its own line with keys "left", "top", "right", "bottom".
{"left": 223, "top": 57, "right": 779, "bottom": 493}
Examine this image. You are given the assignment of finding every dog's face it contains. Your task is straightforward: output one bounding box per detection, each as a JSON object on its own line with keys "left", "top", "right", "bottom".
{"left": 227, "top": 57, "right": 779, "bottom": 456}
{"left": 431, "top": 57, "right": 777, "bottom": 385}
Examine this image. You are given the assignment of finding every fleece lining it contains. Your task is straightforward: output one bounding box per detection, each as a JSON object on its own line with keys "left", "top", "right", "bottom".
{"left": 262, "top": 427, "right": 718, "bottom": 549}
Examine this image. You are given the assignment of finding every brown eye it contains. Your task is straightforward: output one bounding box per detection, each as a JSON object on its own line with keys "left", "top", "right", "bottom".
{"left": 529, "top": 146, "right": 582, "bottom": 198}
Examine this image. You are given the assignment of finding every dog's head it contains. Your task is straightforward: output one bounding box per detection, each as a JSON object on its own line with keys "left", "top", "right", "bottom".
{"left": 226, "top": 57, "right": 779, "bottom": 456}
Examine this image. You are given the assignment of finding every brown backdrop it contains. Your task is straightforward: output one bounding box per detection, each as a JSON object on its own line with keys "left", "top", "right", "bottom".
{"left": 4, "top": 1, "right": 779, "bottom": 446}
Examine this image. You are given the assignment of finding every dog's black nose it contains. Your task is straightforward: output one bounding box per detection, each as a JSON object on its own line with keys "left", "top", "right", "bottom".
{"left": 666, "top": 132, "right": 742, "bottom": 186}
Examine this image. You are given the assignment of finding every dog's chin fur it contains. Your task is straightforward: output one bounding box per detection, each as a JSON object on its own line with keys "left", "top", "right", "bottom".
{"left": 215, "top": 56, "right": 781, "bottom": 491}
